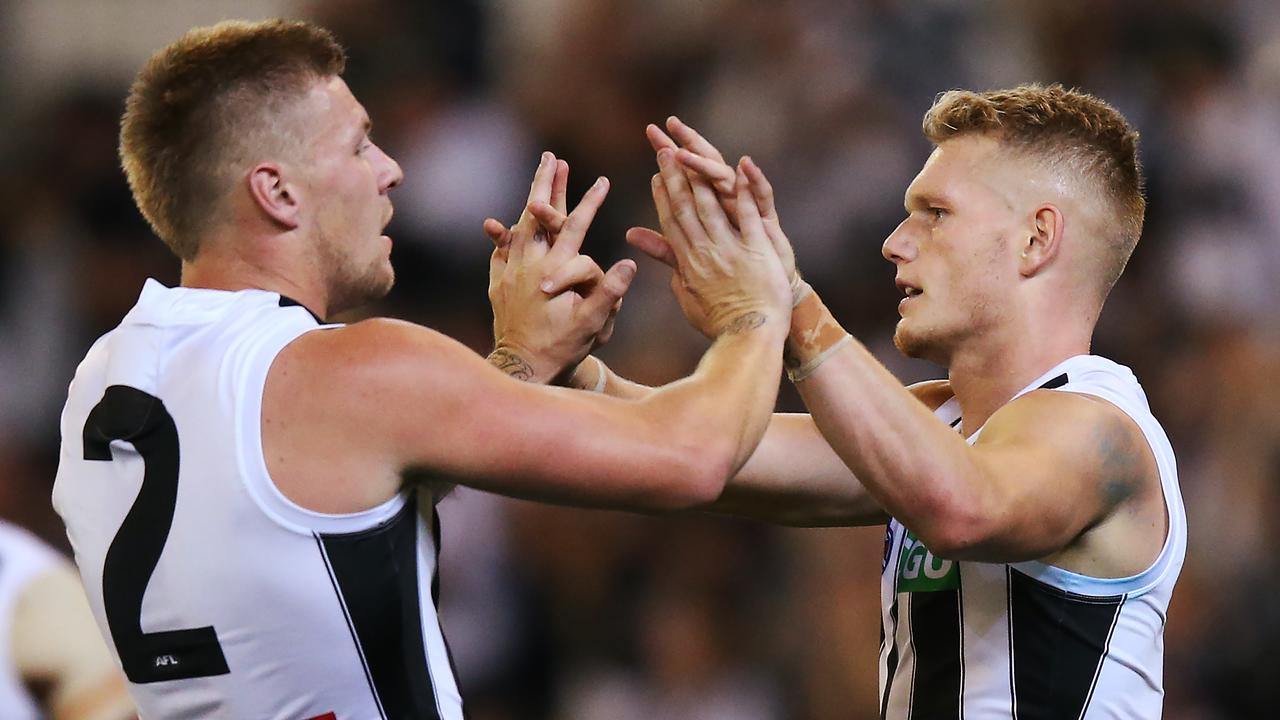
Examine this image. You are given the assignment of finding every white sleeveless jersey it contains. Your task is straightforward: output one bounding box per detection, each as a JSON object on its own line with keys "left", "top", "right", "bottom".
{"left": 53, "top": 279, "right": 464, "bottom": 720}
{"left": 0, "top": 520, "right": 62, "bottom": 720}
{"left": 878, "top": 355, "right": 1186, "bottom": 719}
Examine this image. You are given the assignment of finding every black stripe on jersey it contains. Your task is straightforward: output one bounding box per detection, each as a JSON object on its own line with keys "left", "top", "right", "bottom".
{"left": 318, "top": 496, "right": 444, "bottom": 720}
{"left": 907, "top": 586, "right": 963, "bottom": 718}
{"left": 1006, "top": 569, "right": 1017, "bottom": 719}
{"left": 315, "top": 534, "right": 385, "bottom": 720}
{"left": 430, "top": 503, "right": 463, "bottom": 707}
{"left": 948, "top": 416, "right": 962, "bottom": 429}
{"left": 880, "top": 526, "right": 901, "bottom": 720}
{"left": 1007, "top": 568, "right": 1125, "bottom": 720}
{"left": 957, "top": 570, "right": 966, "bottom": 720}
{"left": 1078, "top": 595, "right": 1126, "bottom": 719}
{"left": 1040, "top": 373, "right": 1068, "bottom": 390}
{"left": 278, "top": 295, "right": 323, "bottom": 324}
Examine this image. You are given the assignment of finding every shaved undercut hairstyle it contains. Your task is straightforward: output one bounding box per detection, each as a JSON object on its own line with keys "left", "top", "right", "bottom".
{"left": 923, "top": 84, "right": 1146, "bottom": 295}
{"left": 120, "top": 19, "right": 346, "bottom": 260}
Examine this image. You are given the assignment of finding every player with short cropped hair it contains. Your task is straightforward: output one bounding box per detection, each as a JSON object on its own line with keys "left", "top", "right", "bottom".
{"left": 54, "top": 19, "right": 791, "bottom": 719}
{"left": 503, "top": 86, "right": 1184, "bottom": 718}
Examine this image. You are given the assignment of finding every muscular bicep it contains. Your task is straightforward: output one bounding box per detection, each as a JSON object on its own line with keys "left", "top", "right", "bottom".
{"left": 315, "top": 320, "right": 725, "bottom": 511}
{"left": 961, "top": 391, "right": 1157, "bottom": 562}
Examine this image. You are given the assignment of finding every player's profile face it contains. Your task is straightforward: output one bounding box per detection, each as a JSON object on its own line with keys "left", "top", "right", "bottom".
{"left": 883, "top": 135, "right": 1024, "bottom": 364}
{"left": 296, "top": 76, "right": 404, "bottom": 315}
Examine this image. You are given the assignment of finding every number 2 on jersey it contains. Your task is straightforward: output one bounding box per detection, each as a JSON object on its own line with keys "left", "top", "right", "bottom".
{"left": 82, "top": 385, "right": 229, "bottom": 683}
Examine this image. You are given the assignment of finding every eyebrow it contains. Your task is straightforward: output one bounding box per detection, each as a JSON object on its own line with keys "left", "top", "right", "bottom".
{"left": 904, "top": 189, "right": 951, "bottom": 213}
{"left": 353, "top": 116, "right": 372, "bottom": 143}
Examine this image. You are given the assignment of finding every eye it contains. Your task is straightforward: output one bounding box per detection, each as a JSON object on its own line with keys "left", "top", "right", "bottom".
{"left": 929, "top": 207, "right": 947, "bottom": 222}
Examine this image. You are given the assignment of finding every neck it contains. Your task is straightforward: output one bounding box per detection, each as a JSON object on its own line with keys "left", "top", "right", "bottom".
{"left": 182, "top": 250, "right": 329, "bottom": 320}
{"left": 945, "top": 317, "right": 1092, "bottom": 436}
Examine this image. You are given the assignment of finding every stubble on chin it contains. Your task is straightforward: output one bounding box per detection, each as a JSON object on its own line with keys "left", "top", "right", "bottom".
{"left": 893, "top": 324, "right": 921, "bottom": 358}
{"left": 328, "top": 260, "right": 394, "bottom": 317}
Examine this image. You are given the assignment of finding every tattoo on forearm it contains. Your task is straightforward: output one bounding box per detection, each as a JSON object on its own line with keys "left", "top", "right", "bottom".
{"left": 487, "top": 348, "right": 534, "bottom": 381}
{"left": 723, "top": 312, "right": 766, "bottom": 335}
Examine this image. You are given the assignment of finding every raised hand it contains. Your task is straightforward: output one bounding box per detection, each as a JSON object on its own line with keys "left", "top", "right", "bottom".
{"left": 487, "top": 152, "right": 636, "bottom": 383}
{"left": 626, "top": 147, "right": 790, "bottom": 338}
{"left": 632, "top": 117, "right": 804, "bottom": 302}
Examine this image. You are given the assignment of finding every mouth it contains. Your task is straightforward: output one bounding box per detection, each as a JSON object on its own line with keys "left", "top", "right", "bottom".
{"left": 895, "top": 278, "right": 923, "bottom": 298}
{"left": 896, "top": 278, "right": 922, "bottom": 316}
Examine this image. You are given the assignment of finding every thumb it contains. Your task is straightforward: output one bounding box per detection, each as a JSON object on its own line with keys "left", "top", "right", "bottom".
{"left": 484, "top": 218, "right": 512, "bottom": 262}
{"left": 582, "top": 259, "right": 637, "bottom": 320}
{"left": 625, "top": 227, "right": 678, "bottom": 268}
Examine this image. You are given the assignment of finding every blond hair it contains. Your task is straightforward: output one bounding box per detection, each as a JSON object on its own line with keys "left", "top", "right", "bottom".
{"left": 119, "top": 19, "right": 346, "bottom": 260}
{"left": 923, "top": 84, "right": 1145, "bottom": 292}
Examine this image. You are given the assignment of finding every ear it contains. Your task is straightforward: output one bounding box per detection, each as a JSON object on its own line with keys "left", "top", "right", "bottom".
{"left": 1019, "top": 204, "right": 1064, "bottom": 278}
{"left": 247, "top": 163, "right": 301, "bottom": 230}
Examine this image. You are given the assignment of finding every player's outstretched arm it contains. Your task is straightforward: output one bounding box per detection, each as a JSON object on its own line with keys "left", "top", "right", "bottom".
{"left": 505, "top": 145, "right": 886, "bottom": 527}
{"left": 261, "top": 153, "right": 791, "bottom": 515}
{"left": 12, "top": 563, "right": 136, "bottom": 720}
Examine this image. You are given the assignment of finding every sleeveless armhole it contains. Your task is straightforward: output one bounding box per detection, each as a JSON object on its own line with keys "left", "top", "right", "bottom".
{"left": 1011, "top": 373, "right": 1186, "bottom": 599}
{"left": 227, "top": 307, "right": 407, "bottom": 536}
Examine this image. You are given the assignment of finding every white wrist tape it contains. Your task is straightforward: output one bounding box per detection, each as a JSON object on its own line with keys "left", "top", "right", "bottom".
{"left": 590, "top": 355, "right": 608, "bottom": 393}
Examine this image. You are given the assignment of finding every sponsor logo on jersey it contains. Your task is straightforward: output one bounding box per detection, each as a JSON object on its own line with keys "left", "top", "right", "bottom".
{"left": 896, "top": 530, "right": 959, "bottom": 592}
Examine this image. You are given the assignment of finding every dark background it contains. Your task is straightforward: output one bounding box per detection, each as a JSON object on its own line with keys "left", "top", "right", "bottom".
{"left": 2, "top": 0, "right": 1277, "bottom": 717}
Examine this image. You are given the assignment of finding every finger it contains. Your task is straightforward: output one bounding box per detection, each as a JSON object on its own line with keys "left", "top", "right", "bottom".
{"left": 525, "top": 151, "right": 557, "bottom": 208}
{"left": 541, "top": 254, "right": 605, "bottom": 295}
{"left": 551, "top": 159, "right": 569, "bottom": 215}
{"left": 527, "top": 202, "right": 567, "bottom": 236}
{"left": 484, "top": 218, "right": 512, "bottom": 263}
{"left": 647, "top": 173, "right": 688, "bottom": 261}
{"left": 483, "top": 218, "right": 509, "bottom": 244}
{"left": 689, "top": 171, "right": 733, "bottom": 241}
{"left": 646, "top": 123, "right": 679, "bottom": 153}
{"left": 741, "top": 155, "right": 778, "bottom": 220}
{"left": 581, "top": 259, "right": 637, "bottom": 323}
{"left": 624, "top": 227, "right": 678, "bottom": 268}
{"left": 666, "top": 116, "right": 727, "bottom": 164}
{"left": 546, "top": 176, "right": 610, "bottom": 265}
{"left": 596, "top": 297, "right": 623, "bottom": 345}
{"left": 657, "top": 148, "right": 711, "bottom": 251}
{"left": 676, "top": 148, "right": 736, "bottom": 196}
{"left": 734, "top": 164, "right": 768, "bottom": 247}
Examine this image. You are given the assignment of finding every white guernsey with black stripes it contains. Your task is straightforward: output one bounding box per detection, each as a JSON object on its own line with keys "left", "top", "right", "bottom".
{"left": 53, "top": 279, "right": 463, "bottom": 720}
{"left": 877, "top": 355, "right": 1186, "bottom": 720}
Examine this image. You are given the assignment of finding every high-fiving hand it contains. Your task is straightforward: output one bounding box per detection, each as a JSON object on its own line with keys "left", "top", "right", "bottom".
{"left": 628, "top": 117, "right": 807, "bottom": 305}
{"left": 485, "top": 152, "right": 636, "bottom": 383}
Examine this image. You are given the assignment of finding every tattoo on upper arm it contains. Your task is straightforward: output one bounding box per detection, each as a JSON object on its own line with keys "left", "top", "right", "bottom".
{"left": 487, "top": 348, "right": 534, "bottom": 381}
{"left": 723, "top": 311, "right": 766, "bottom": 335}
{"left": 1096, "top": 415, "right": 1145, "bottom": 508}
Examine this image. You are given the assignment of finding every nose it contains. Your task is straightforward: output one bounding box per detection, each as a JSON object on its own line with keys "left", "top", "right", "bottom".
{"left": 882, "top": 218, "right": 917, "bottom": 265}
{"left": 376, "top": 145, "right": 404, "bottom": 192}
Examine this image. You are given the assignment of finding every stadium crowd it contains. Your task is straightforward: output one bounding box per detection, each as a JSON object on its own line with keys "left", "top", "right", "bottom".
{"left": 1, "top": 0, "right": 1277, "bottom": 717}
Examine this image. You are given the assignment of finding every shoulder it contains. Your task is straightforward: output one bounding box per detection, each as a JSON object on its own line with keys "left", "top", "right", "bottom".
{"left": 908, "top": 379, "right": 953, "bottom": 411}
{"left": 982, "top": 389, "right": 1156, "bottom": 507}
{"left": 982, "top": 388, "right": 1140, "bottom": 447}
{"left": 264, "top": 317, "right": 516, "bottom": 449}
{"left": 274, "top": 317, "right": 480, "bottom": 382}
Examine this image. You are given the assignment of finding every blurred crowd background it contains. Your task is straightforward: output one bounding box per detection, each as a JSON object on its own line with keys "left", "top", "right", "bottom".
{"left": 3, "top": 0, "right": 1278, "bottom": 717}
